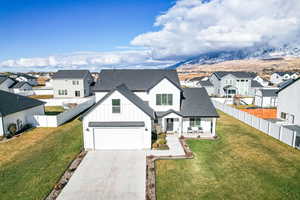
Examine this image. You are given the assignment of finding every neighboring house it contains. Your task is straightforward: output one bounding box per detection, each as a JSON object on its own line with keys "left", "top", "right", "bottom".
{"left": 209, "top": 71, "right": 261, "bottom": 97}
{"left": 253, "top": 75, "right": 270, "bottom": 87}
{"left": 270, "top": 72, "right": 298, "bottom": 85}
{"left": 52, "top": 70, "right": 93, "bottom": 98}
{"left": 10, "top": 82, "right": 33, "bottom": 94}
{"left": 254, "top": 88, "right": 278, "bottom": 108}
{"left": 187, "top": 77, "right": 203, "bottom": 87}
{"left": 196, "top": 80, "right": 214, "bottom": 96}
{"left": 277, "top": 78, "right": 300, "bottom": 125}
{"left": 0, "top": 75, "right": 15, "bottom": 92}
{"left": 12, "top": 73, "right": 38, "bottom": 86}
{"left": 0, "top": 90, "right": 45, "bottom": 136}
{"left": 81, "top": 69, "right": 219, "bottom": 150}
{"left": 45, "top": 79, "right": 53, "bottom": 87}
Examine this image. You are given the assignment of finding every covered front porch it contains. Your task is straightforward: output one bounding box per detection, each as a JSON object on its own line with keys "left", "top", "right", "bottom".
{"left": 157, "top": 111, "right": 217, "bottom": 138}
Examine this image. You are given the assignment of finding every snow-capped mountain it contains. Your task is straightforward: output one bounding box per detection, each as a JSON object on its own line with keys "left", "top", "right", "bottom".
{"left": 167, "top": 46, "right": 300, "bottom": 69}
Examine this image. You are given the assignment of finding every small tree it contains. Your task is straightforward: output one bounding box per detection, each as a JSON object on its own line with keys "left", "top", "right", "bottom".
{"left": 7, "top": 123, "right": 17, "bottom": 136}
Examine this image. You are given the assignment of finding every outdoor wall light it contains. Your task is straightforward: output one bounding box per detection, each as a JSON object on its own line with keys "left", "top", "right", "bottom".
{"left": 86, "top": 128, "right": 89, "bottom": 132}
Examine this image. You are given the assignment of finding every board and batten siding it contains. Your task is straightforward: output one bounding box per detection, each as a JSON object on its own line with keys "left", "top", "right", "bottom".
{"left": 148, "top": 78, "right": 181, "bottom": 112}
{"left": 2, "top": 105, "right": 45, "bottom": 136}
{"left": 277, "top": 80, "right": 300, "bottom": 125}
{"left": 83, "top": 90, "right": 152, "bottom": 149}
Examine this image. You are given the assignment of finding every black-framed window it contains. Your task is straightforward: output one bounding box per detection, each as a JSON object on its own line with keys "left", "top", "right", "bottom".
{"left": 190, "top": 117, "right": 201, "bottom": 127}
{"left": 156, "top": 94, "right": 173, "bottom": 105}
{"left": 112, "top": 99, "right": 121, "bottom": 113}
{"left": 281, "top": 112, "right": 287, "bottom": 119}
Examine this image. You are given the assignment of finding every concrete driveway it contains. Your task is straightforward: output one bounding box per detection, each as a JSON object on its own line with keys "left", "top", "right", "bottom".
{"left": 57, "top": 151, "right": 146, "bottom": 200}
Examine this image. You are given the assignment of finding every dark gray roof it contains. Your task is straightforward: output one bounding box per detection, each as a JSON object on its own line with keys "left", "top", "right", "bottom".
{"left": 198, "top": 80, "right": 213, "bottom": 87}
{"left": 260, "top": 89, "right": 278, "bottom": 97}
{"left": 89, "top": 121, "right": 145, "bottom": 128}
{"left": 180, "top": 88, "right": 219, "bottom": 117}
{"left": 52, "top": 70, "right": 91, "bottom": 79}
{"left": 0, "top": 90, "right": 45, "bottom": 116}
{"left": 274, "top": 72, "right": 296, "bottom": 76}
{"left": 94, "top": 69, "right": 181, "bottom": 92}
{"left": 251, "top": 80, "right": 263, "bottom": 88}
{"left": 189, "top": 77, "right": 203, "bottom": 82}
{"left": 10, "top": 82, "right": 31, "bottom": 89}
{"left": 277, "top": 78, "right": 300, "bottom": 93}
{"left": 0, "top": 76, "right": 9, "bottom": 84}
{"left": 213, "top": 71, "right": 256, "bottom": 80}
{"left": 156, "top": 110, "right": 182, "bottom": 118}
{"left": 81, "top": 84, "right": 155, "bottom": 119}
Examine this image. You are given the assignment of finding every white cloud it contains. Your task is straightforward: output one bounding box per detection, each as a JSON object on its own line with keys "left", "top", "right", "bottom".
{"left": 131, "top": 0, "right": 300, "bottom": 59}
{"left": 0, "top": 51, "right": 175, "bottom": 71}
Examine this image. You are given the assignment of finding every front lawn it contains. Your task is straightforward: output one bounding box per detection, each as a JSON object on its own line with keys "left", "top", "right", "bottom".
{"left": 0, "top": 119, "right": 83, "bottom": 200}
{"left": 45, "top": 106, "right": 65, "bottom": 115}
{"left": 29, "top": 94, "right": 54, "bottom": 99}
{"left": 156, "top": 111, "right": 300, "bottom": 200}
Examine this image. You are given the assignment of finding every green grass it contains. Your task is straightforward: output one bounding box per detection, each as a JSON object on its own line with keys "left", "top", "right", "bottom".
{"left": 45, "top": 106, "right": 65, "bottom": 115}
{"left": 0, "top": 119, "right": 83, "bottom": 200}
{"left": 156, "top": 111, "right": 300, "bottom": 200}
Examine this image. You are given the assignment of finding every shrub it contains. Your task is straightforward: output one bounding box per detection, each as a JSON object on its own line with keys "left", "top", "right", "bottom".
{"left": 158, "top": 133, "right": 167, "bottom": 139}
{"left": 152, "top": 142, "right": 159, "bottom": 149}
{"left": 7, "top": 123, "right": 17, "bottom": 136}
{"left": 157, "top": 138, "right": 167, "bottom": 145}
{"left": 159, "top": 144, "right": 169, "bottom": 150}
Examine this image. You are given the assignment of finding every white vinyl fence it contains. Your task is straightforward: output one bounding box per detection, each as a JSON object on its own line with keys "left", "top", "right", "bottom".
{"left": 33, "top": 98, "right": 94, "bottom": 127}
{"left": 213, "top": 100, "right": 299, "bottom": 149}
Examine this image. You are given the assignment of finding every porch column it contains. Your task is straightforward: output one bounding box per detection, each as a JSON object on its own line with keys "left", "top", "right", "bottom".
{"left": 212, "top": 118, "right": 217, "bottom": 137}
{"left": 179, "top": 118, "right": 183, "bottom": 137}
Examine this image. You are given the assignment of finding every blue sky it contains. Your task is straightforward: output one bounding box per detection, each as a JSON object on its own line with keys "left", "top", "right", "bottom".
{"left": 1, "top": 0, "right": 299, "bottom": 71}
{"left": 0, "top": 0, "right": 174, "bottom": 61}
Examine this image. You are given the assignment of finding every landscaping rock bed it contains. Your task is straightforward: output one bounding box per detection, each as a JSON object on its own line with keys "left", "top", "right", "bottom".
{"left": 45, "top": 151, "right": 87, "bottom": 200}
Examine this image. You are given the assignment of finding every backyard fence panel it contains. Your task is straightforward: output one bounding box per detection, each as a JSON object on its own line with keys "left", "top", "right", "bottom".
{"left": 238, "top": 110, "right": 245, "bottom": 122}
{"left": 269, "top": 123, "right": 281, "bottom": 139}
{"left": 280, "top": 127, "right": 295, "bottom": 146}
{"left": 252, "top": 116, "right": 260, "bottom": 129}
{"left": 259, "top": 119, "right": 270, "bottom": 134}
{"left": 33, "top": 115, "right": 58, "bottom": 127}
{"left": 244, "top": 113, "right": 252, "bottom": 125}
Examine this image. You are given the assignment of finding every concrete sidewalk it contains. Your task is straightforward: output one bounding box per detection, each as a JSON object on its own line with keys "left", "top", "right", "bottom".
{"left": 146, "top": 135, "right": 185, "bottom": 157}
{"left": 57, "top": 151, "right": 146, "bottom": 200}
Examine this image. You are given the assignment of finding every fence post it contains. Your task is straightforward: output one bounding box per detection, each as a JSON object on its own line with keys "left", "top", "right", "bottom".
{"left": 293, "top": 131, "right": 297, "bottom": 148}
{"left": 279, "top": 126, "right": 283, "bottom": 141}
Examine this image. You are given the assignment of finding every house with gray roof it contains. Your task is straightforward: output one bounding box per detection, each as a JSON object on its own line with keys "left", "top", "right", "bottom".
{"left": 81, "top": 69, "right": 219, "bottom": 150}
{"left": 9, "top": 82, "right": 32, "bottom": 94}
{"left": 0, "top": 90, "right": 45, "bottom": 136}
{"left": 0, "top": 75, "right": 15, "bottom": 92}
{"left": 196, "top": 80, "right": 214, "bottom": 96}
{"left": 270, "top": 72, "right": 298, "bottom": 85}
{"left": 254, "top": 88, "right": 278, "bottom": 108}
{"left": 209, "top": 71, "right": 262, "bottom": 97}
{"left": 52, "top": 70, "right": 93, "bottom": 98}
{"left": 12, "top": 73, "right": 38, "bottom": 86}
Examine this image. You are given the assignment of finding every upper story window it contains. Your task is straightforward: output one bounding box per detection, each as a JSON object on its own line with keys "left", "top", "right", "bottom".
{"left": 156, "top": 94, "right": 173, "bottom": 106}
{"left": 281, "top": 112, "right": 287, "bottom": 120}
{"left": 72, "top": 80, "right": 79, "bottom": 85}
{"left": 58, "top": 89, "right": 68, "bottom": 95}
{"left": 112, "top": 99, "right": 121, "bottom": 113}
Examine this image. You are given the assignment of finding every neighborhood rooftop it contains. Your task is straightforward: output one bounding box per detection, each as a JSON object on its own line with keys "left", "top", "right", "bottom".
{"left": 94, "top": 69, "right": 181, "bottom": 91}
{"left": 213, "top": 71, "right": 256, "bottom": 80}
{"left": 10, "top": 82, "right": 29, "bottom": 89}
{"left": 52, "top": 70, "right": 90, "bottom": 79}
{"left": 260, "top": 88, "right": 278, "bottom": 97}
{"left": 0, "top": 75, "right": 9, "bottom": 84}
{"left": 0, "top": 90, "right": 45, "bottom": 116}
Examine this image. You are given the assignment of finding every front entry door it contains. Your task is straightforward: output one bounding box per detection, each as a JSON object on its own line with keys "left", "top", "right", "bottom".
{"left": 166, "top": 118, "right": 174, "bottom": 132}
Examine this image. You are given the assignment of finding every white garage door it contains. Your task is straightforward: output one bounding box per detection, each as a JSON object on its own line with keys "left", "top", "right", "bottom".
{"left": 93, "top": 128, "right": 144, "bottom": 150}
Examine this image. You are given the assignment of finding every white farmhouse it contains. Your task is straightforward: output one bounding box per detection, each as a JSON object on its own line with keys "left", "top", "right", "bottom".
{"left": 10, "top": 82, "right": 32, "bottom": 94}
{"left": 277, "top": 78, "right": 300, "bottom": 125}
{"left": 0, "top": 90, "right": 45, "bottom": 136}
{"left": 81, "top": 69, "right": 219, "bottom": 150}
{"left": 270, "top": 72, "right": 298, "bottom": 85}
{"left": 254, "top": 88, "right": 278, "bottom": 108}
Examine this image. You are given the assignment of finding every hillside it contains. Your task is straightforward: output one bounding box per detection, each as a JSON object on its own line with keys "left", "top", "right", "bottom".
{"left": 177, "top": 57, "right": 300, "bottom": 80}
